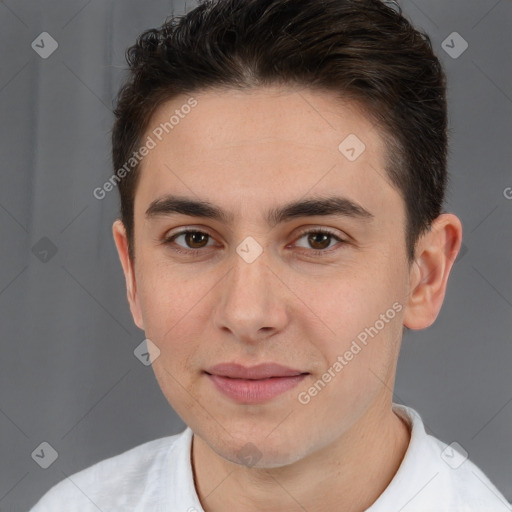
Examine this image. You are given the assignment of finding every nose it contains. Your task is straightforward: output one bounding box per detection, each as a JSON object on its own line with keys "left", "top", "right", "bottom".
{"left": 212, "top": 246, "right": 289, "bottom": 346}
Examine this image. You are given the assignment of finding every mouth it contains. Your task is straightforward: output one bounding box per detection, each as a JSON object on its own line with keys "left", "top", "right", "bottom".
{"left": 204, "top": 362, "right": 309, "bottom": 403}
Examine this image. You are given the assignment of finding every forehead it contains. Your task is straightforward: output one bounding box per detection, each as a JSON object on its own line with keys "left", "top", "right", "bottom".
{"left": 146, "top": 86, "right": 382, "bottom": 156}
{"left": 134, "top": 86, "right": 401, "bottom": 227}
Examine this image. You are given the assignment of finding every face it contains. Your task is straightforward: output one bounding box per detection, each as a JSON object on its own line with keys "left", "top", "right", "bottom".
{"left": 114, "top": 86, "right": 416, "bottom": 467}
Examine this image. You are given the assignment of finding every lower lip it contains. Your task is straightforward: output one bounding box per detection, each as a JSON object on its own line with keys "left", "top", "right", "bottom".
{"left": 207, "top": 373, "right": 308, "bottom": 403}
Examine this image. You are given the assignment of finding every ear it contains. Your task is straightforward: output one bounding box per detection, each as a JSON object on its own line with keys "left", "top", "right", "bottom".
{"left": 403, "top": 213, "right": 463, "bottom": 330}
{"left": 112, "top": 219, "right": 144, "bottom": 330}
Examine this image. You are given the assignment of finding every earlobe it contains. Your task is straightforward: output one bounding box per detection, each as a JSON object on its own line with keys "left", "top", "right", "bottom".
{"left": 402, "top": 214, "right": 463, "bottom": 330}
{"left": 112, "top": 219, "right": 145, "bottom": 330}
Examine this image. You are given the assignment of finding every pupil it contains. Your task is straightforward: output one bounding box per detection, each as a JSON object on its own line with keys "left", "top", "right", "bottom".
{"left": 310, "top": 233, "right": 329, "bottom": 249}
{"left": 187, "top": 232, "right": 207, "bottom": 248}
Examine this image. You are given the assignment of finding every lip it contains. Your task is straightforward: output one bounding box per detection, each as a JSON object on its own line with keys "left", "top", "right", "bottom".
{"left": 205, "top": 363, "right": 309, "bottom": 403}
{"left": 206, "top": 362, "right": 306, "bottom": 379}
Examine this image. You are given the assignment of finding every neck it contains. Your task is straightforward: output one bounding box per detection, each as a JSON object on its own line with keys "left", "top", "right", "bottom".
{"left": 191, "top": 403, "right": 411, "bottom": 512}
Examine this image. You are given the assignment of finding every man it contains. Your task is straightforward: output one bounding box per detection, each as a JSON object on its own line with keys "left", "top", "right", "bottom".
{"left": 30, "top": 0, "right": 511, "bottom": 510}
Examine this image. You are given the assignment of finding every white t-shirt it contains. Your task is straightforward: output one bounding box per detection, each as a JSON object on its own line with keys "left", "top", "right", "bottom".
{"left": 29, "top": 404, "right": 511, "bottom": 511}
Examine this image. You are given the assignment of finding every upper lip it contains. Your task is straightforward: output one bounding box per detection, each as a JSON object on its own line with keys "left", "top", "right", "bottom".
{"left": 205, "top": 363, "right": 307, "bottom": 380}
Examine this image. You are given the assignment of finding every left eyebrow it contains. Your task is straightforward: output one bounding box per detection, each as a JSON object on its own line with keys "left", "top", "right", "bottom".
{"left": 144, "top": 194, "right": 374, "bottom": 227}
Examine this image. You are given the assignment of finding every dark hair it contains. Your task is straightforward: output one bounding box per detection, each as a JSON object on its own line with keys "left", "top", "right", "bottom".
{"left": 112, "top": 0, "right": 448, "bottom": 264}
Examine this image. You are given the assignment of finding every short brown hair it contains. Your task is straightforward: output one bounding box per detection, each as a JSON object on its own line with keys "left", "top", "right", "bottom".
{"left": 112, "top": 0, "right": 449, "bottom": 264}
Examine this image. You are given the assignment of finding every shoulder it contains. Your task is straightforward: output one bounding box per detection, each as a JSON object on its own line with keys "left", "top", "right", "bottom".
{"left": 29, "top": 429, "right": 190, "bottom": 511}
{"left": 381, "top": 405, "right": 511, "bottom": 512}
{"left": 422, "top": 432, "right": 511, "bottom": 511}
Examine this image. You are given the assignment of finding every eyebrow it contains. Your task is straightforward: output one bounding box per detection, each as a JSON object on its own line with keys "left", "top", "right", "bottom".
{"left": 145, "top": 194, "right": 374, "bottom": 227}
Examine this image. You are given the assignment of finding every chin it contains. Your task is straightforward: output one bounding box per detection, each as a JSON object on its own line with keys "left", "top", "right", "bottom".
{"left": 209, "top": 429, "right": 313, "bottom": 469}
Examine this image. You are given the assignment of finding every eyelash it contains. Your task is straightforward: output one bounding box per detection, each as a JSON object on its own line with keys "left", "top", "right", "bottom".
{"left": 162, "top": 227, "right": 347, "bottom": 258}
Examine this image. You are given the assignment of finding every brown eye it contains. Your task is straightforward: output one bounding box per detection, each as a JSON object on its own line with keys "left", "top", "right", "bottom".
{"left": 183, "top": 231, "right": 210, "bottom": 249}
{"left": 164, "top": 229, "right": 215, "bottom": 253}
{"left": 307, "top": 232, "right": 332, "bottom": 250}
{"left": 294, "top": 229, "right": 344, "bottom": 253}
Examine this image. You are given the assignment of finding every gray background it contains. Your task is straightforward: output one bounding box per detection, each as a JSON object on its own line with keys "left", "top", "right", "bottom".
{"left": 0, "top": 0, "right": 510, "bottom": 510}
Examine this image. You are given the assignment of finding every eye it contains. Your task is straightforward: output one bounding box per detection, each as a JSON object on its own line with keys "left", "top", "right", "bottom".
{"left": 293, "top": 228, "right": 347, "bottom": 255}
{"left": 163, "top": 229, "right": 216, "bottom": 255}
{"left": 162, "top": 227, "right": 348, "bottom": 257}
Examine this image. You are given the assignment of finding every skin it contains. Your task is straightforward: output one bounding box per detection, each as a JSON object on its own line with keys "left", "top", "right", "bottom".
{"left": 113, "top": 85, "right": 463, "bottom": 512}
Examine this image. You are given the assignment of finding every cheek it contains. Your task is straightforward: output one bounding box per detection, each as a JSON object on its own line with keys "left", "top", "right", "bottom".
{"left": 136, "top": 258, "right": 206, "bottom": 330}
{"left": 134, "top": 264, "right": 205, "bottom": 371}
{"left": 300, "top": 261, "right": 404, "bottom": 370}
